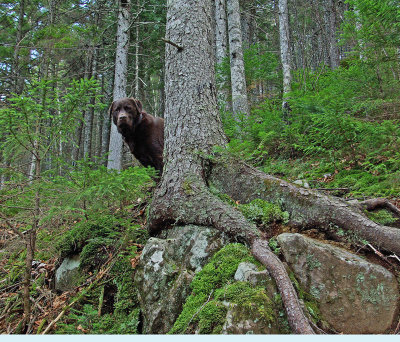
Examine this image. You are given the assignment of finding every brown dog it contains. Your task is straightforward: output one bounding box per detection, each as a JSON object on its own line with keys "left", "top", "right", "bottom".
{"left": 109, "top": 98, "right": 164, "bottom": 173}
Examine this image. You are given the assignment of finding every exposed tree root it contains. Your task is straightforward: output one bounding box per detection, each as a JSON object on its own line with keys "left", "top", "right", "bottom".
{"left": 148, "top": 177, "right": 314, "bottom": 334}
{"left": 357, "top": 198, "right": 400, "bottom": 218}
{"left": 209, "top": 161, "right": 400, "bottom": 255}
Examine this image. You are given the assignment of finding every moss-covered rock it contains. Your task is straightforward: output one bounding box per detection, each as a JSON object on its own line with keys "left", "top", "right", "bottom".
{"left": 169, "top": 243, "right": 285, "bottom": 334}
{"left": 134, "top": 225, "right": 229, "bottom": 334}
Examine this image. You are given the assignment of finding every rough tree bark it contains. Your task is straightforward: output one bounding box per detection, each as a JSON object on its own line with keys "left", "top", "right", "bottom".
{"left": 278, "top": 0, "right": 292, "bottom": 112}
{"left": 227, "top": 0, "right": 249, "bottom": 117}
{"left": 107, "top": 0, "right": 131, "bottom": 170}
{"left": 328, "top": 0, "right": 339, "bottom": 69}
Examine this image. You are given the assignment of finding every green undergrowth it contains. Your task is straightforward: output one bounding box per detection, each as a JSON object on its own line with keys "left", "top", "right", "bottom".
{"left": 169, "top": 243, "right": 287, "bottom": 334}
{"left": 0, "top": 161, "right": 155, "bottom": 334}
{"left": 260, "top": 158, "right": 400, "bottom": 198}
{"left": 221, "top": 62, "right": 400, "bottom": 199}
{"left": 55, "top": 213, "right": 149, "bottom": 334}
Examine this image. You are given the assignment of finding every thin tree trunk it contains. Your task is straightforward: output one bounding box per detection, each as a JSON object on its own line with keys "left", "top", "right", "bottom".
{"left": 83, "top": 47, "right": 98, "bottom": 159}
{"left": 107, "top": 0, "right": 131, "bottom": 170}
{"left": 23, "top": 124, "right": 41, "bottom": 333}
{"left": 278, "top": 0, "right": 292, "bottom": 112}
{"left": 12, "top": 0, "right": 25, "bottom": 95}
{"left": 95, "top": 72, "right": 105, "bottom": 159}
{"left": 214, "top": 0, "right": 229, "bottom": 109}
{"left": 227, "top": 0, "right": 249, "bottom": 117}
{"left": 328, "top": 0, "right": 339, "bottom": 69}
{"left": 134, "top": 0, "right": 140, "bottom": 98}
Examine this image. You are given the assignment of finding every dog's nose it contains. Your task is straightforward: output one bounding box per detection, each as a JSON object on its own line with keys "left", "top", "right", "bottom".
{"left": 118, "top": 113, "right": 128, "bottom": 122}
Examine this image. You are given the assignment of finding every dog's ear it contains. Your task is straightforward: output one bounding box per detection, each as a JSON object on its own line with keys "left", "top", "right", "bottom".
{"left": 130, "top": 98, "right": 143, "bottom": 114}
{"left": 108, "top": 101, "right": 115, "bottom": 117}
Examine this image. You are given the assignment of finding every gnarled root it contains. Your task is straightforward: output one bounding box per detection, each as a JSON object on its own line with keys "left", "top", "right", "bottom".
{"left": 356, "top": 198, "right": 400, "bottom": 218}
{"left": 209, "top": 161, "right": 400, "bottom": 255}
{"left": 148, "top": 177, "right": 314, "bottom": 334}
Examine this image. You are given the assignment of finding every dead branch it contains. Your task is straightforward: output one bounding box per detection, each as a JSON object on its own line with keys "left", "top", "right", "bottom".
{"left": 161, "top": 38, "right": 183, "bottom": 52}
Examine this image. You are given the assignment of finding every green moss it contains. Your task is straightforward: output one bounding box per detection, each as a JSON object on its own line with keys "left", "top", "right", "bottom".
{"left": 55, "top": 222, "right": 143, "bottom": 334}
{"left": 169, "top": 243, "right": 282, "bottom": 334}
{"left": 189, "top": 243, "right": 256, "bottom": 295}
{"left": 197, "top": 300, "right": 228, "bottom": 334}
{"left": 215, "top": 282, "right": 275, "bottom": 322}
{"left": 56, "top": 214, "right": 140, "bottom": 271}
{"left": 366, "top": 209, "right": 397, "bottom": 226}
{"left": 268, "top": 237, "right": 281, "bottom": 255}
{"left": 239, "top": 198, "right": 289, "bottom": 225}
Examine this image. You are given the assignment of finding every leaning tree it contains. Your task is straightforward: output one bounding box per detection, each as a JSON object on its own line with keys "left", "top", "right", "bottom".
{"left": 148, "top": 0, "right": 400, "bottom": 334}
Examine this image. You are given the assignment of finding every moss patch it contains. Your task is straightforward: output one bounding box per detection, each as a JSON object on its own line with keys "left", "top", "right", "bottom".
{"left": 366, "top": 209, "right": 397, "bottom": 226}
{"left": 239, "top": 198, "right": 289, "bottom": 226}
{"left": 169, "top": 243, "right": 283, "bottom": 334}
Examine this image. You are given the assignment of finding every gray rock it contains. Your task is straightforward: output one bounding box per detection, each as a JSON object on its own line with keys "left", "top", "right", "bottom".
{"left": 293, "top": 179, "right": 310, "bottom": 188}
{"left": 234, "top": 262, "right": 275, "bottom": 296}
{"left": 55, "top": 254, "right": 81, "bottom": 291}
{"left": 277, "top": 233, "right": 399, "bottom": 334}
{"left": 234, "top": 262, "right": 258, "bottom": 282}
{"left": 135, "top": 225, "right": 228, "bottom": 334}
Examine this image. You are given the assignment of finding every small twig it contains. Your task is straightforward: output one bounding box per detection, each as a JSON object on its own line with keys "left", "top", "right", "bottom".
{"left": 367, "top": 243, "right": 387, "bottom": 259}
{"left": 388, "top": 254, "right": 400, "bottom": 263}
{"left": 186, "top": 290, "right": 213, "bottom": 332}
{"left": 0, "top": 281, "right": 24, "bottom": 293}
{"left": 367, "top": 244, "right": 395, "bottom": 267}
{"left": 161, "top": 38, "right": 183, "bottom": 52}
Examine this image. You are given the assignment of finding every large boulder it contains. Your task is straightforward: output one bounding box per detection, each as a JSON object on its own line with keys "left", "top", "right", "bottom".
{"left": 134, "top": 225, "right": 229, "bottom": 334}
{"left": 277, "top": 233, "right": 399, "bottom": 334}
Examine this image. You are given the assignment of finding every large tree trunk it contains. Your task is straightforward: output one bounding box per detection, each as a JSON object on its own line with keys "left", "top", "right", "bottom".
{"left": 149, "top": 0, "right": 313, "bottom": 334}
{"left": 227, "top": 0, "right": 249, "bottom": 117}
{"left": 107, "top": 0, "right": 131, "bottom": 170}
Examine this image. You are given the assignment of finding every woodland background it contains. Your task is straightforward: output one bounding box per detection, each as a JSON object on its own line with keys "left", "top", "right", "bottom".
{"left": 0, "top": 0, "right": 399, "bottom": 334}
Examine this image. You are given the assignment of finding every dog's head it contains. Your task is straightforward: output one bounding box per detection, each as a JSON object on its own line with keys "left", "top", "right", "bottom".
{"left": 109, "top": 98, "right": 143, "bottom": 134}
